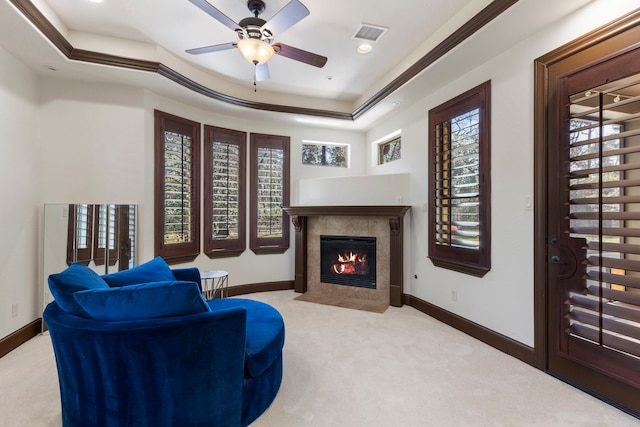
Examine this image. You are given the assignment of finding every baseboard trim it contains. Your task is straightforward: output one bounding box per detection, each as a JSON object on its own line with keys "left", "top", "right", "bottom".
{"left": 404, "top": 294, "right": 536, "bottom": 367}
{"left": 2, "top": 285, "right": 532, "bottom": 368}
{"left": 226, "top": 280, "right": 295, "bottom": 297}
{"left": 0, "top": 319, "right": 42, "bottom": 359}
{"left": 0, "top": 281, "right": 293, "bottom": 359}
{"left": 231, "top": 285, "right": 536, "bottom": 366}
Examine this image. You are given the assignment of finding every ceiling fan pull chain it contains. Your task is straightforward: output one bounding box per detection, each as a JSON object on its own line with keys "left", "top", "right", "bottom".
{"left": 253, "top": 64, "right": 258, "bottom": 92}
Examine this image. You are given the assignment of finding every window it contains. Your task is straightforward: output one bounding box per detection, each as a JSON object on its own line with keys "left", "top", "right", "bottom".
{"left": 250, "top": 133, "right": 290, "bottom": 254}
{"left": 123, "top": 204, "right": 137, "bottom": 270}
{"left": 301, "top": 141, "right": 349, "bottom": 167}
{"left": 203, "top": 125, "right": 246, "bottom": 258}
{"left": 93, "top": 204, "right": 117, "bottom": 266}
{"left": 66, "top": 204, "right": 93, "bottom": 265}
{"left": 154, "top": 110, "right": 201, "bottom": 264}
{"left": 153, "top": 113, "right": 291, "bottom": 260}
{"left": 564, "top": 85, "right": 640, "bottom": 361}
{"left": 428, "top": 81, "right": 491, "bottom": 277}
{"left": 66, "top": 204, "right": 136, "bottom": 268}
{"left": 379, "top": 136, "right": 401, "bottom": 164}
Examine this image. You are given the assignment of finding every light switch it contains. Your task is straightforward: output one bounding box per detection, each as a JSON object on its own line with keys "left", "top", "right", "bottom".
{"left": 525, "top": 195, "right": 533, "bottom": 211}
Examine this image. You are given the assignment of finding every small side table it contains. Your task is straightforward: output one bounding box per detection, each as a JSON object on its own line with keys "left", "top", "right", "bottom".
{"left": 200, "top": 270, "right": 229, "bottom": 300}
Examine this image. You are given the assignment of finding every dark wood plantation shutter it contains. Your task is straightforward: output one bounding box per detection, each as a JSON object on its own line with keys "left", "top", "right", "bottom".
{"left": 428, "top": 81, "right": 491, "bottom": 277}
{"left": 66, "top": 204, "right": 93, "bottom": 265}
{"left": 164, "top": 132, "right": 195, "bottom": 241}
{"left": 564, "top": 75, "right": 640, "bottom": 384}
{"left": 211, "top": 143, "right": 241, "bottom": 237}
{"left": 154, "top": 110, "right": 200, "bottom": 263}
{"left": 93, "top": 204, "right": 118, "bottom": 266}
{"left": 434, "top": 108, "right": 481, "bottom": 250}
{"left": 204, "top": 125, "right": 246, "bottom": 258}
{"left": 250, "top": 133, "right": 290, "bottom": 254}
{"left": 257, "top": 146, "right": 285, "bottom": 237}
{"left": 125, "top": 205, "right": 136, "bottom": 270}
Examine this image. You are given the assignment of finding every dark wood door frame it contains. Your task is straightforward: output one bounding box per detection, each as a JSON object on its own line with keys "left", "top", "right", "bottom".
{"left": 534, "top": 5, "right": 640, "bottom": 370}
{"left": 533, "top": 6, "right": 640, "bottom": 414}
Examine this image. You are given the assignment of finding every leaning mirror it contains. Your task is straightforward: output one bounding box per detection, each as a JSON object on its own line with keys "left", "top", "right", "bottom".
{"left": 43, "top": 204, "right": 138, "bottom": 311}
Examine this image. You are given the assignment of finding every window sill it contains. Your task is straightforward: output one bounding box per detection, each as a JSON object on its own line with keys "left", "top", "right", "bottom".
{"left": 205, "top": 248, "right": 246, "bottom": 259}
{"left": 251, "top": 245, "right": 289, "bottom": 255}
{"left": 429, "top": 256, "right": 490, "bottom": 278}
{"left": 161, "top": 253, "right": 199, "bottom": 265}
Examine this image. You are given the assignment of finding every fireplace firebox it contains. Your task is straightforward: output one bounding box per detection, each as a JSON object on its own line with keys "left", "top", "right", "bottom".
{"left": 320, "top": 235, "right": 376, "bottom": 289}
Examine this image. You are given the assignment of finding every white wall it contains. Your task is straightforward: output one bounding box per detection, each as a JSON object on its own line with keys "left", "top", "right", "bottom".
{"left": 38, "top": 78, "right": 147, "bottom": 205}
{"left": 296, "top": 173, "right": 410, "bottom": 206}
{"left": 141, "top": 91, "right": 366, "bottom": 285}
{"left": 2, "top": 0, "right": 639, "bottom": 349}
{"left": 364, "top": 0, "right": 640, "bottom": 347}
{"left": 33, "top": 82, "right": 366, "bottom": 302}
{"left": 0, "top": 48, "right": 39, "bottom": 339}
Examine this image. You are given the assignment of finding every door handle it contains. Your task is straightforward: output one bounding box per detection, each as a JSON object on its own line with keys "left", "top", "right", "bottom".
{"left": 548, "top": 236, "right": 584, "bottom": 280}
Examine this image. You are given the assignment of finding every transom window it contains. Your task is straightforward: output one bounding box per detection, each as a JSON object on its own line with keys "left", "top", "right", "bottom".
{"left": 301, "top": 141, "right": 349, "bottom": 167}
{"left": 378, "top": 136, "right": 401, "bottom": 164}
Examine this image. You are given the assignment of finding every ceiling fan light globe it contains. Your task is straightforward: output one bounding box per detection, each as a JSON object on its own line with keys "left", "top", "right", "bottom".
{"left": 237, "top": 38, "right": 275, "bottom": 64}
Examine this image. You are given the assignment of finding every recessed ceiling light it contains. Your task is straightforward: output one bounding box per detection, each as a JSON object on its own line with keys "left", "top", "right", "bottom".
{"left": 325, "top": 76, "right": 334, "bottom": 81}
{"left": 392, "top": 101, "right": 402, "bottom": 107}
{"left": 88, "top": 0, "right": 103, "bottom": 3}
{"left": 357, "top": 43, "right": 373, "bottom": 54}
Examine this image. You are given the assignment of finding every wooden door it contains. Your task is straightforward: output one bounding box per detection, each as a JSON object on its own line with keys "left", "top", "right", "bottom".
{"left": 546, "top": 46, "right": 640, "bottom": 415}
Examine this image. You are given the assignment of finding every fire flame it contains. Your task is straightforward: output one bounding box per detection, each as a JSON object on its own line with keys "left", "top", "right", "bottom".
{"left": 331, "top": 251, "right": 368, "bottom": 275}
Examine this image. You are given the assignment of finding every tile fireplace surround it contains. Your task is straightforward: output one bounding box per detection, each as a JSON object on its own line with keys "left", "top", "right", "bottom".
{"left": 282, "top": 206, "right": 411, "bottom": 308}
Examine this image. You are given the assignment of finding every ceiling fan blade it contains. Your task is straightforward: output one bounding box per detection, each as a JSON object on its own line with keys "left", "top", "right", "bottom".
{"left": 262, "top": 0, "right": 309, "bottom": 36}
{"left": 188, "top": 0, "right": 240, "bottom": 32}
{"left": 256, "top": 63, "right": 270, "bottom": 81}
{"left": 186, "top": 42, "right": 237, "bottom": 55}
{"left": 273, "top": 43, "right": 327, "bottom": 68}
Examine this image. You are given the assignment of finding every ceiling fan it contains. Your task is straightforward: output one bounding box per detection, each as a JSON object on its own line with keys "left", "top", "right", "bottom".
{"left": 186, "top": 0, "right": 328, "bottom": 83}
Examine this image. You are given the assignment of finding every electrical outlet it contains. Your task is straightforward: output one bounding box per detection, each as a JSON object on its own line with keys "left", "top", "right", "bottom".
{"left": 451, "top": 290, "right": 458, "bottom": 302}
{"left": 11, "top": 303, "right": 18, "bottom": 317}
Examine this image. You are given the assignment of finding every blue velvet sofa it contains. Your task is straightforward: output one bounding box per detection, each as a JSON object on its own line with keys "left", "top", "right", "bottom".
{"left": 44, "top": 257, "right": 284, "bottom": 427}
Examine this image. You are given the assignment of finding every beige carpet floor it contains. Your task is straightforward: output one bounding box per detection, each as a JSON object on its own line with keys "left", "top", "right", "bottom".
{"left": 1, "top": 290, "right": 638, "bottom": 426}
{"left": 293, "top": 291, "right": 388, "bottom": 313}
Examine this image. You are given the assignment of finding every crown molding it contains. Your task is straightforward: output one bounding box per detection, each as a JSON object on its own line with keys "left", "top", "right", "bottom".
{"left": 10, "top": 0, "right": 518, "bottom": 121}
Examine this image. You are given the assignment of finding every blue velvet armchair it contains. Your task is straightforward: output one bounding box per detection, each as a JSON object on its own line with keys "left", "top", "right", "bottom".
{"left": 44, "top": 257, "right": 284, "bottom": 427}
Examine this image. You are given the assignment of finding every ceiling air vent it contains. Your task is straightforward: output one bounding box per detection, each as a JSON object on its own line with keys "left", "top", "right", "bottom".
{"left": 353, "top": 23, "right": 388, "bottom": 43}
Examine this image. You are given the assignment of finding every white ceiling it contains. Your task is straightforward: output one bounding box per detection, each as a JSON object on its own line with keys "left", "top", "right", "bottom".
{"left": 42, "top": 0, "right": 479, "bottom": 101}
{"left": 0, "top": 0, "right": 595, "bottom": 130}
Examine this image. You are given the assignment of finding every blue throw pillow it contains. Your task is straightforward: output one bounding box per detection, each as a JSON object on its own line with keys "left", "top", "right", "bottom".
{"left": 102, "top": 256, "right": 175, "bottom": 287}
{"left": 73, "top": 281, "right": 211, "bottom": 321}
{"left": 48, "top": 263, "right": 109, "bottom": 316}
